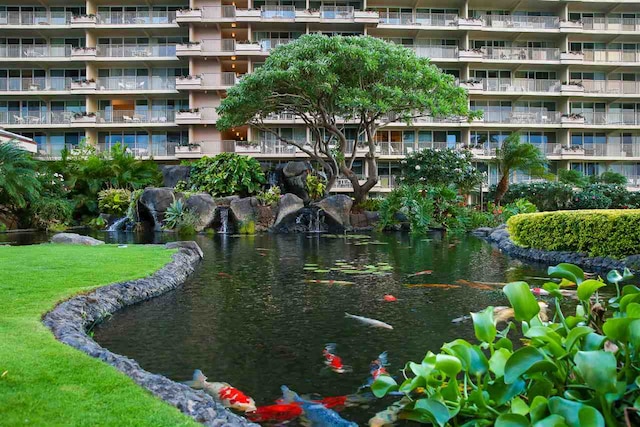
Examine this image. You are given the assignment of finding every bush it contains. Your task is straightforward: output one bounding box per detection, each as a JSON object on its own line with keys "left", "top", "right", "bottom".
{"left": 0, "top": 222, "right": 6, "bottom": 232}
{"left": 400, "top": 148, "right": 482, "bottom": 192}
{"left": 581, "top": 184, "right": 632, "bottom": 208}
{"left": 163, "top": 199, "right": 198, "bottom": 234}
{"left": 591, "top": 170, "right": 628, "bottom": 185}
{"left": 492, "top": 181, "right": 574, "bottom": 211}
{"left": 508, "top": 209, "right": 640, "bottom": 257}
{"left": 557, "top": 169, "right": 585, "bottom": 187}
{"left": 256, "top": 186, "right": 281, "bottom": 206}
{"left": 189, "top": 153, "right": 265, "bottom": 197}
{"left": 572, "top": 187, "right": 612, "bottom": 210}
{"left": 305, "top": 174, "right": 326, "bottom": 201}
{"left": 354, "top": 197, "right": 384, "bottom": 212}
{"left": 98, "top": 189, "right": 132, "bottom": 216}
{"left": 501, "top": 198, "right": 538, "bottom": 221}
{"left": 30, "top": 197, "right": 74, "bottom": 230}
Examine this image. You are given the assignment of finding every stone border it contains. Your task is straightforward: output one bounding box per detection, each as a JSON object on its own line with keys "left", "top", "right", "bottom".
{"left": 473, "top": 226, "right": 637, "bottom": 273}
{"left": 43, "top": 241, "right": 257, "bottom": 427}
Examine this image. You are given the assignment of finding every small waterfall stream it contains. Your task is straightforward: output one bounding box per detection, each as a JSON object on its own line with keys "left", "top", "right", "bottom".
{"left": 218, "top": 208, "right": 230, "bottom": 234}
{"left": 107, "top": 217, "right": 129, "bottom": 232}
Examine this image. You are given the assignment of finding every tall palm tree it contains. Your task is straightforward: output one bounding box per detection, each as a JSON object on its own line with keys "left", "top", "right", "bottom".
{"left": 493, "top": 132, "right": 547, "bottom": 205}
{"left": 0, "top": 141, "right": 41, "bottom": 210}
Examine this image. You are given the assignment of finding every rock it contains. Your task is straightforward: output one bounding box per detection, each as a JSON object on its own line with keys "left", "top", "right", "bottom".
{"left": 364, "top": 211, "right": 380, "bottom": 224}
{"left": 165, "top": 241, "right": 204, "bottom": 259}
{"left": 139, "top": 187, "right": 179, "bottom": 231}
{"left": 283, "top": 161, "right": 310, "bottom": 178}
{"left": 0, "top": 210, "right": 19, "bottom": 230}
{"left": 51, "top": 233, "right": 104, "bottom": 246}
{"left": 281, "top": 161, "right": 312, "bottom": 201}
{"left": 350, "top": 213, "right": 368, "bottom": 228}
{"left": 160, "top": 165, "right": 190, "bottom": 188}
{"left": 273, "top": 193, "right": 304, "bottom": 229}
{"left": 489, "top": 228, "right": 510, "bottom": 243}
{"left": 184, "top": 193, "right": 217, "bottom": 232}
{"left": 312, "top": 195, "right": 353, "bottom": 229}
{"left": 213, "top": 195, "right": 239, "bottom": 207}
{"left": 472, "top": 227, "right": 494, "bottom": 237}
{"left": 230, "top": 197, "right": 258, "bottom": 232}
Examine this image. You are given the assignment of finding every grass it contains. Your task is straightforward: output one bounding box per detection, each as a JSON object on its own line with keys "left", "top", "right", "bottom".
{"left": 0, "top": 244, "right": 198, "bottom": 427}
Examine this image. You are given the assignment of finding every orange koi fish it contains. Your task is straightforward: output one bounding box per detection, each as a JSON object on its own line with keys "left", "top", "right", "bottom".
{"left": 246, "top": 404, "right": 302, "bottom": 422}
{"left": 323, "top": 343, "right": 352, "bottom": 374}
{"left": 383, "top": 294, "right": 397, "bottom": 302}
{"left": 405, "top": 284, "right": 460, "bottom": 289}
{"left": 187, "top": 369, "right": 256, "bottom": 412}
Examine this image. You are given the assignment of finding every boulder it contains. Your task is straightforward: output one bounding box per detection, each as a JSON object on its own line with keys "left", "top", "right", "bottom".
{"left": 350, "top": 211, "right": 380, "bottom": 229}
{"left": 230, "top": 197, "right": 259, "bottom": 232}
{"left": 139, "top": 187, "right": 178, "bottom": 231}
{"left": 273, "top": 193, "right": 304, "bottom": 229}
{"left": 312, "top": 195, "right": 353, "bottom": 228}
{"left": 160, "top": 165, "right": 190, "bottom": 188}
{"left": 214, "top": 195, "right": 240, "bottom": 207}
{"left": 184, "top": 193, "right": 217, "bottom": 232}
{"left": 283, "top": 161, "right": 310, "bottom": 178}
{"left": 51, "top": 233, "right": 104, "bottom": 246}
{"left": 280, "top": 161, "right": 312, "bottom": 201}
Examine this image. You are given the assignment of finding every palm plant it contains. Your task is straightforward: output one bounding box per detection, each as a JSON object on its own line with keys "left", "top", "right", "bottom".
{"left": 493, "top": 132, "right": 547, "bottom": 205}
{"left": 0, "top": 141, "right": 41, "bottom": 210}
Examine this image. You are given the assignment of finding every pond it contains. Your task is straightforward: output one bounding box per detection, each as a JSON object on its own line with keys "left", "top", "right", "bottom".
{"left": 85, "top": 231, "right": 547, "bottom": 425}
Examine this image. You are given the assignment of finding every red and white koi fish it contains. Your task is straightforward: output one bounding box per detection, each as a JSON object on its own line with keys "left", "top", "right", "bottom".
{"left": 246, "top": 404, "right": 302, "bottom": 423}
{"left": 532, "top": 287, "right": 577, "bottom": 297}
{"left": 187, "top": 369, "right": 256, "bottom": 412}
{"left": 323, "top": 343, "right": 352, "bottom": 374}
{"left": 383, "top": 294, "right": 397, "bottom": 302}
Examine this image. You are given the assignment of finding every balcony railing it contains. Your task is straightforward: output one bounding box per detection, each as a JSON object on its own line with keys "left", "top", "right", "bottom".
{"left": 202, "top": 6, "right": 237, "bottom": 19}
{"left": 481, "top": 15, "right": 560, "bottom": 29}
{"left": 202, "top": 39, "right": 238, "bottom": 52}
{"left": 481, "top": 47, "right": 560, "bottom": 61}
{"left": 235, "top": 140, "right": 300, "bottom": 155}
{"left": 200, "top": 107, "right": 219, "bottom": 121}
{"left": 96, "top": 76, "right": 176, "bottom": 90}
{"left": 0, "top": 77, "right": 73, "bottom": 91}
{"left": 581, "top": 80, "right": 640, "bottom": 94}
{"left": 379, "top": 11, "right": 457, "bottom": 26}
{"left": 480, "top": 78, "right": 561, "bottom": 92}
{"left": 98, "top": 141, "right": 178, "bottom": 157}
{"left": 545, "top": 142, "right": 640, "bottom": 158}
{"left": 261, "top": 5, "right": 295, "bottom": 19}
{"left": 582, "top": 49, "right": 640, "bottom": 63}
{"left": 96, "top": 44, "right": 176, "bottom": 57}
{"left": 96, "top": 10, "right": 177, "bottom": 24}
{"left": 473, "top": 110, "right": 562, "bottom": 124}
{"left": 201, "top": 72, "right": 239, "bottom": 87}
{"left": 411, "top": 45, "right": 459, "bottom": 59}
{"left": 0, "top": 110, "right": 79, "bottom": 125}
{"left": 37, "top": 143, "right": 79, "bottom": 158}
{"left": 576, "top": 112, "right": 640, "bottom": 125}
{"left": 582, "top": 17, "right": 640, "bottom": 31}
{"left": 258, "top": 38, "right": 294, "bottom": 51}
{"left": 0, "top": 10, "right": 72, "bottom": 25}
{"left": 320, "top": 6, "right": 354, "bottom": 20}
{"left": 0, "top": 44, "right": 72, "bottom": 58}
{"left": 96, "top": 110, "right": 175, "bottom": 123}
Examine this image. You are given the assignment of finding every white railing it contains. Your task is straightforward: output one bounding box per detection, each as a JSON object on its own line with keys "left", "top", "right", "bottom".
{"left": 581, "top": 80, "right": 640, "bottom": 94}
{"left": 202, "top": 39, "right": 237, "bottom": 52}
{"left": 200, "top": 107, "right": 218, "bottom": 121}
{"left": 96, "top": 110, "right": 175, "bottom": 123}
{"left": 235, "top": 140, "right": 300, "bottom": 155}
{"left": 482, "top": 47, "right": 560, "bottom": 61}
{"left": 0, "top": 77, "right": 73, "bottom": 91}
{"left": 0, "top": 10, "right": 72, "bottom": 25}
{"left": 96, "top": 44, "right": 176, "bottom": 57}
{"left": 583, "top": 49, "right": 640, "bottom": 63}
{"left": 473, "top": 109, "right": 562, "bottom": 123}
{"left": 378, "top": 142, "right": 404, "bottom": 155}
{"left": 546, "top": 142, "right": 640, "bottom": 158}
{"left": 37, "top": 143, "right": 80, "bottom": 158}
{"left": 96, "top": 76, "right": 176, "bottom": 90}
{"left": 201, "top": 6, "right": 237, "bottom": 19}
{"left": 320, "top": 6, "right": 355, "bottom": 20}
{"left": 481, "top": 15, "right": 560, "bottom": 29}
{"left": 261, "top": 5, "right": 296, "bottom": 19}
{"left": 0, "top": 110, "right": 79, "bottom": 125}
{"left": 98, "top": 141, "right": 178, "bottom": 157}
{"left": 96, "top": 10, "right": 177, "bottom": 24}
{"left": 201, "top": 72, "right": 239, "bottom": 87}
{"left": 412, "top": 45, "right": 459, "bottom": 59}
{"left": 0, "top": 44, "right": 72, "bottom": 58}
{"left": 258, "top": 38, "right": 294, "bottom": 51}
{"left": 574, "top": 111, "right": 640, "bottom": 126}
{"left": 582, "top": 16, "right": 640, "bottom": 31}
{"left": 481, "top": 78, "right": 561, "bottom": 92}
{"left": 379, "top": 11, "right": 457, "bottom": 26}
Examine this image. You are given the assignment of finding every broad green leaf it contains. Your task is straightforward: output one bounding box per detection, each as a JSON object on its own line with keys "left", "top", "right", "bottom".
{"left": 603, "top": 317, "right": 634, "bottom": 342}
{"left": 628, "top": 319, "right": 640, "bottom": 349}
{"left": 574, "top": 351, "right": 617, "bottom": 394}
{"left": 489, "top": 347, "right": 512, "bottom": 378}
{"left": 577, "top": 279, "right": 606, "bottom": 301}
{"left": 413, "top": 398, "right": 451, "bottom": 427}
{"left": 548, "top": 397, "right": 605, "bottom": 427}
{"left": 532, "top": 414, "right": 569, "bottom": 427}
{"left": 505, "top": 346, "right": 549, "bottom": 384}
{"left": 444, "top": 342, "right": 488, "bottom": 376}
{"left": 496, "top": 337, "right": 514, "bottom": 351}
{"left": 548, "top": 263, "right": 584, "bottom": 284}
{"left": 371, "top": 375, "right": 398, "bottom": 398}
{"left": 503, "top": 281, "right": 540, "bottom": 322}
{"left": 606, "top": 270, "right": 623, "bottom": 284}
{"left": 627, "top": 303, "right": 640, "bottom": 318}
{"left": 529, "top": 396, "right": 549, "bottom": 423}
{"left": 543, "top": 282, "right": 563, "bottom": 298}
{"left": 488, "top": 377, "right": 526, "bottom": 406}
{"left": 583, "top": 332, "right": 606, "bottom": 350}
{"left": 472, "top": 306, "right": 496, "bottom": 343}
{"left": 495, "top": 414, "right": 529, "bottom": 427}
{"left": 409, "top": 361, "right": 432, "bottom": 378}
{"left": 399, "top": 374, "right": 425, "bottom": 393}
{"left": 622, "top": 284, "right": 640, "bottom": 296}
{"left": 623, "top": 268, "right": 634, "bottom": 282}
{"left": 620, "top": 292, "right": 640, "bottom": 311}
{"left": 511, "top": 396, "right": 529, "bottom": 415}
{"left": 565, "top": 326, "right": 593, "bottom": 352}
{"left": 525, "top": 326, "right": 565, "bottom": 358}
{"left": 435, "top": 354, "right": 462, "bottom": 377}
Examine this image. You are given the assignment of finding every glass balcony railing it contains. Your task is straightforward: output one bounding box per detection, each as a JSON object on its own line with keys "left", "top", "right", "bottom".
{"left": 479, "top": 78, "right": 561, "bottom": 92}
{"left": 202, "top": 39, "right": 238, "bottom": 52}
{"left": 0, "top": 10, "right": 72, "bottom": 25}
{"left": 0, "top": 77, "right": 73, "bottom": 91}
{"left": 582, "top": 16, "right": 640, "bottom": 31}
{"left": 201, "top": 6, "right": 237, "bottom": 19}
{"left": 481, "top": 15, "right": 560, "bottom": 29}
{"left": 260, "top": 5, "right": 295, "bottom": 19}
{"left": 320, "top": 6, "right": 354, "bottom": 20}
{"left": 481, "top": 47, "right": 560, "bottom": 61}
{"left": 96, "top": 10, "right": 177, "bottom": 24}
{"left": 0, "top": 44, "right": 72, "bottom": 58}
{"left": 472, "top": 110, "right": 562, "bottom": 124}
{"left": 411, "top": 45, "right": 459, "bottom": 59}
{"left": 200, "top": 72, "right": 240, "bottom": 87}
{"left": 96, "top": 76, "right": 176, "bottom": 90}
{"left": 580, "top": 80, "right": 640, "bottom": 94}
{"left": 258, "top": 38, "right": 295, "bottom": 51}
{"left": 379, "top": 11, "right": 457, "bottom": 26}
{"left": 95, "top": 44, "right": 176, "bottom": 57}
{"left": 95, "top": 110, "right": 175, "bottom": 123}
{"left": 582, "top": 49, "right": 640, "bottom": 63}
{"left": 97, "top": 141, "right": 178, "bottom": 157}
{"left": 0, "top": 110, "right": 80, "bottom": 125}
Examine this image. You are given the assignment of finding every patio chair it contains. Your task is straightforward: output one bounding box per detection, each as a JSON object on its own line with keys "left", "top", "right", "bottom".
{"left": 122, "top": 115, "right": 133, "bottom": 122}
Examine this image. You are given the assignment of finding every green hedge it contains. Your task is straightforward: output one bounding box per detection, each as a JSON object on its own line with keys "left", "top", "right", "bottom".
{"left": 507, "top": 209, "right": 640, "bottom": 258}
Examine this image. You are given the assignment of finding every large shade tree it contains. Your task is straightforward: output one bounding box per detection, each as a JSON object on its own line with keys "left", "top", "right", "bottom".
{"left": 493, "top": 132, "right": 547, "bottom": 205}
{"left": 217, "top": 34, "right": 475, "bottom": 203}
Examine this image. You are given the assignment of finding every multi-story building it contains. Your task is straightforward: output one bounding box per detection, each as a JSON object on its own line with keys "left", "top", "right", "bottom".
{"left": 4, "top": 1, "right": 640, "bottom": 194}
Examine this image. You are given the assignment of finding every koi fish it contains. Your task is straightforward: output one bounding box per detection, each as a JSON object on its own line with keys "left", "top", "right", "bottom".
{"left": 455, "top": 279, "right": 495, "bottom": 290}
{"left": 305, "top": 279, "right": 354, "bottom": 286}
{"left": 345, "top": 313, "right": 393, "bottom": 330}
{"left": 531, "top": 287, "right": 577, "bottom": 297}
{"left": 246, "top": 404, "right": 303, "bottom": 423}
{"left": 186, "top": 369, "right": 256, "bottom": 412}
{"left": 408, "top": 270, "right": 433, "bottom": 277}
{"left": 451, "top": 315, "right": 471, "bottom": 324}
{"left": 494, "top": 301, "right": 549, "bottom": 324}
{"left": 282, "top": 386, "right": 358, "bottom": 427}
{"left": 383, "top": 294, "right": 397, "bottom": 302}
{"left": 369, "top": 397, "right": 411, "bottom": 427}
{"left": 405, "top": 284, "right": 460, "bottom": 289}
{"left": 360, "top": 351, "right": 390, "bottom": 389}
{"left": 323, "top": 343, "right": 352, "bottom": 374}
{"left": 217, "top": 272, "right": 232, "bottom": 279}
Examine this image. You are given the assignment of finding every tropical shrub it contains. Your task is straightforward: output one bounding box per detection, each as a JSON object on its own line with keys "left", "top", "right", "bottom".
{"left": 372, "top": 263, "right": 640, "bottom": 427}
{"left": 163, "top": 199, "right": 198, "bottom": 234}
{"left": 572, "top": 187, "right": 612, "bottom": 210}
{"left": 0, "top": 222, "right": 6, "bottom": 232}
{"left": 127, "top": 189, "right": 144, "bottom": 223}
{"left": 0, "top": 141, "right": 41, "bottom": 210}
{"left": 498, "top": 198, "right": 538, "bottom": 221}
{"left": 581, "top": 184, "right": 633, "bottom": 209}
{"left": 354, "top": 197, "right": 384, "bottom": 212}
{"left": 305, "top": 174, "right": 326, "bottom": 201}
{"left": 493, "top": 182, "right": 574, "bottom": 211}
{"left": 558, "top": 169, "right": 586, "bottom": 187}
{"left": 174, "top": 179, "right": 189, "bottom": 192}
{"left": 590, "top": 170, "right": 628, "bottom": 185}
{"left": 30, "top": 197, "right": 73, "bottom": 231}
{"left": 256, "top": 186, "right": 281, "bottom": 206}
{"left": 189, "top": 153, "right": 265, "bottom": 197}
{"left": 399, "top": 149, "right": 482, "bottom": 191}
{"left": 508, "top": 210, "right": 640, "bottom": 258}
{"left": 98, "top": 189, "right": 132, "bottom": 216}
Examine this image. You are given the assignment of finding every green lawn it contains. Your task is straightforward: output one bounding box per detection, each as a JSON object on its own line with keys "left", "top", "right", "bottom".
{"left": 0, "top": 244, "right": 198, "bottom": 426}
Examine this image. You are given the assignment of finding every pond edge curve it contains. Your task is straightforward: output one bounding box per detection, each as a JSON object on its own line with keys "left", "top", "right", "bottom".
{"left": 42, "top": 241, "right": 257, "bottom": 427}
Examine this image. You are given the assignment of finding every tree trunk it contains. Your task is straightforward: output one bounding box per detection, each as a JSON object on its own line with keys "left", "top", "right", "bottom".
{"left": 325, "top": 174, "right": 337, "bottom": 196}
{"left": 494, "top": 171, "right": 510, "bottom": 206}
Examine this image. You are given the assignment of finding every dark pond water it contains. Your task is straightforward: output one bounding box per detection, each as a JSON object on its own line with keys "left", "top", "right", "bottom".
{"left": 52, "top": 231, "right": 547, "bottom": 426}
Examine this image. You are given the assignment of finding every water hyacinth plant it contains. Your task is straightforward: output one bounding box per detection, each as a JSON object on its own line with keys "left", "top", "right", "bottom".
{"left": 372, "top": 263, "right": 640, "bottom": 426}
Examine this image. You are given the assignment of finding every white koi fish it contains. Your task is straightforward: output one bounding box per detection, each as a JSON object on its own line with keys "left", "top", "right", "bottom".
{"left": 345, "top": 313, "right": 393, "bottom": 330}
{"left": 186, "top": 369, "right": 256, "bottom": 412}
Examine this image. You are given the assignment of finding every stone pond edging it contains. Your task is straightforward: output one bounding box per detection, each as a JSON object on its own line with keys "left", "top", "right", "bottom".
{"left": 473, "top": 225, "right": 640, "bottom": 273}
{"left": 43, "top": 241, "right": 257, "bottom": 427}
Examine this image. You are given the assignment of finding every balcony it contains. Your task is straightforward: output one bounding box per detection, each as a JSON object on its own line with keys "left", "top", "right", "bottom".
{"left": 481, "top": 47, "right": 560, "bottom": 62}
{"left": 235, "top": 140, "right": 300, "bottom": 155}
{"left": 95, "top": 10, "right": 177, "bottom": 25}
{"left": 582, "top": 50, "right": 640, "bottom": 63}
{"left": 545, "top": 142, "right": 640, "bottom": 158}
{"left": 201, "top": 72, "right": 240, "bottom": 89}
{"left": 0, "top": 44, "right": 72, "bottom": 59}
{"left": 95, "top": 44, "right": 177, "bottom": 58}
{"left": 582, "top": 16, "right": 640, "bottom": 32}
{"left": 581, "top": 80, "right": 640, "bottom": 95}
{"left": 97, "top": 141, "right": 178, "bottom": 158}
{"left": 0, "top": 77, "right": 73, "bottom": 92}
{"left": 200, "top": 6, "right": 237, "bottom": 20}
{"left": 95, "top": 110, "right": 175, "bottom": 124}
{"left": 0, "top": 111, "right": 85, "bottom": 126}
{"left": 411, "top": 45, "right": 459, "bottom": 59}
{"left": 261, "top": 5, "right": 295, "bottom": 20}
{"left": 481, "top": 15, "right": 560, "bottom": 30}
{"left": 473, "top": 110, "right": 562, "bottom": 124}
{"left": 470, "top": 78, "right": 561, "bottom": 93}
{"left": 320, "top": 6, "right": 354, "bottom": 20}
{"left": 95, "top": 76, "right": 176, "bottom": 91}
{"left": 379, "top": 11, "right": 457, "bottom": 27}
{"left": 0, "top": 10, "right": 72, "bottom": 26}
